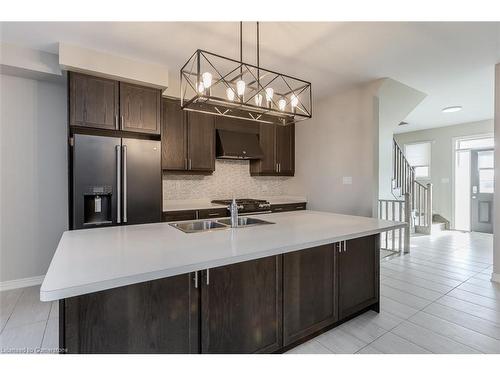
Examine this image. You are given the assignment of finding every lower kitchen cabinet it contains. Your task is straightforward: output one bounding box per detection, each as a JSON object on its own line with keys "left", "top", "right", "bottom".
{"left": 63, "top": 273, "right": 199, "bottom": 353}
{"left": 200, "top": 256, "right": 283, "bottom": 353}
{"left": 337, "top": 235, "right": 380, "bottom": 320}
{"left": 162, "top": 210, "right": 198, "bottom": 222}
{"left": 283, "top": 244, "right": 337, "bottom": 345}
{"left": 60, "top": 235, "right": 380, "bottom": 353}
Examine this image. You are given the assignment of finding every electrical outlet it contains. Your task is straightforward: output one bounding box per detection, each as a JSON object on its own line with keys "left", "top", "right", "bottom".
{"left": 342, "top": 176, "right": 353, "bottom": 185}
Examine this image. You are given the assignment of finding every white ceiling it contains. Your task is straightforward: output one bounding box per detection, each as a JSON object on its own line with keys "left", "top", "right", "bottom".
{"left": 1, "top": 22, "right": 499, "bottom": 132}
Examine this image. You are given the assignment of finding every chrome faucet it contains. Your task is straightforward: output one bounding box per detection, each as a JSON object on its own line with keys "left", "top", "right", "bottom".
{"left": 230, "top": 198, "right": 239, "bottom": 228}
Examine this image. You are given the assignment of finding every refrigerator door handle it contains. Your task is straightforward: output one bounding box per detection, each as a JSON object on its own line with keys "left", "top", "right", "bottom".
{"left": 123, "top": 145, "right": 128, "bottom": 223}
{"left": 116, "top": 145, "right": 121, "bottom": 224}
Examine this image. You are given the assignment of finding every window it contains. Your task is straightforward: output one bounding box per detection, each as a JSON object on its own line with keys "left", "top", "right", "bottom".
{"left": 478, "top": 150, "right": 494, "bottom": 193}
{"left": 404, "top": 142, "right": 431, "bottom": 179}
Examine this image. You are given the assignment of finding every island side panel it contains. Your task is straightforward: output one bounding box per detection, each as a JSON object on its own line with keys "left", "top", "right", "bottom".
{"left": 61, "top": 272, "right": 199, "bottom": 354}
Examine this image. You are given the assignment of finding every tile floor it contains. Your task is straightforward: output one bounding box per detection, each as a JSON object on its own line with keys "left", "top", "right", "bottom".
{"left": 0, "top": 230, "right": 497, "bottom": 354}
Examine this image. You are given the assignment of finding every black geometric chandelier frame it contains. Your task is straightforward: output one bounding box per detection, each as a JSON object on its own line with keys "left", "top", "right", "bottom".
{"left": 180, "top": 23, "right": 312, "bottom": 126}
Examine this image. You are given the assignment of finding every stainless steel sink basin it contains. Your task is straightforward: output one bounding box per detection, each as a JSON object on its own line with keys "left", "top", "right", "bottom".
{"left": 169, "top": 220, "right": 228, "bottom": 233}
{"left": 217, "top": 217, "right": 274, "bottom": 227}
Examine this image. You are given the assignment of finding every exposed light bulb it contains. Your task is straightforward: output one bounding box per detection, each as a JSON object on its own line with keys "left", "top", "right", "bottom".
{"left": 226, "top": 87, "right": 235, "bottom": 101}
{"left": 197, "top": 81, "right": 205, "bottom": 94}
{"left": 278, "top": 97, "right": 286, "bottom": 111}
{"left": 265, "top": 87, "right": 274, "bottom": 102}
{"left": 290, "top": 93, "right": 299, "bottom": 109}
{"left": 202, "top": 72, "right": 212, "bottom": 88}
{"left": 254, "top": 93, "right": 263, "bottom": 106}
{"left": 236, "top": 80, "right": 246, "bottom": 97}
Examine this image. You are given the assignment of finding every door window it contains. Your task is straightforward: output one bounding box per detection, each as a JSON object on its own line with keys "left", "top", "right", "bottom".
{"left": 477, "top": 150, "right": 494, "bottom": 193}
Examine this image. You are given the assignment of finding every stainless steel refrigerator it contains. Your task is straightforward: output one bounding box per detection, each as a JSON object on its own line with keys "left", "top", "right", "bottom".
{"left": 72, "top": 134, "right": 161, "bottom": 229}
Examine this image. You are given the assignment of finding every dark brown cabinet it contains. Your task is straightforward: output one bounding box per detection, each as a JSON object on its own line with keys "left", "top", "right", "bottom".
{"left": 161, "top": 99, "right": 187, "bottom": 170}
{"left": 250, "top": 123, "right": 295, "bottom": 176}
{"left": 283, "top": 244, "right": 337, "bottom": 345}
{"left": 69, "top": 72, "right": 119, "bottom": 130}
{"left": 201, "top": 256, "right": 282, "bottom": 353}
{"left": 337, "top": 235, "right": 379, "bottom": 320}
{"left": 63, "top": 273, "right": 199, "bottom": 353}
{"left": 271, "top": 202, "right": 306, "bottom": 213}
{"left": 120, "top": 83, "right": 161, "bottom": 135}
{"left": 162, "top": 210, "right": 197, "bottom": 222}
{"left": 197, "top": 208, "right": 228, "bottom": 219}
{"left": 161, "top": 98, "right": 215, "bottom": 173}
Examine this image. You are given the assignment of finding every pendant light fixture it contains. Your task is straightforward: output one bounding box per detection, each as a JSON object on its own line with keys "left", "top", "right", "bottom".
{"left": 180, "top": 22, "right": 312, "bottom": 126}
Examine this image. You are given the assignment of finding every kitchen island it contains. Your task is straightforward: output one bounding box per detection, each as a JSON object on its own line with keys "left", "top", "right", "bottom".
{"left": 41, "top": 210, "right": 405, "bottom": 354}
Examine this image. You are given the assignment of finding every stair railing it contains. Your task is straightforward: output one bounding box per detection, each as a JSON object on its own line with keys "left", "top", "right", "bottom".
{"left": 378, "top": 193, "right": 411, "bottom": 254}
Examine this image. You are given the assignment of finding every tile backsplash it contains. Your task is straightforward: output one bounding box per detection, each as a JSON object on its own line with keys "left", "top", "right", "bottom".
{"left": 163, "top": 159, "right": 298, "bottom": 201}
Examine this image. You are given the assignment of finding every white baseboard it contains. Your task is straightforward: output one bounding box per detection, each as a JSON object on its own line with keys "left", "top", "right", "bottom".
{"left": 0, "top": 275, "right": 45, "bottom": 292}
{"left": 491, "top": 272, "right": 500, "bottom": 284}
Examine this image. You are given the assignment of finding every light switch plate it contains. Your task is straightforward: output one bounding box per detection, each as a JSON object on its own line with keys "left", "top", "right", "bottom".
{"left": 342, "top": 176, "right": 353, "bottom": 185}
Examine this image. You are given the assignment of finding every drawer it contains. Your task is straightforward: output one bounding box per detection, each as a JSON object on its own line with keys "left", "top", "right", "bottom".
{"left": 198, "top": 208, "right": 228, "bottom": 219}
{"left": 271, "top": 203, "right": 307, "bottom": 213}
{"left": 162, "top": 210, "right": 198, "bottom": 222}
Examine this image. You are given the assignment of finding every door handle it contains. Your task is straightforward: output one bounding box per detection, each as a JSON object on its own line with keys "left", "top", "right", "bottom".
{"left": 193, "top": 272, "right": 198, "bottom": 289}
{"left": 123, "top": 145, "right": 128, "bottom": 223}
{"left": 116, "top": 145, "right": 121, "bottom": 224}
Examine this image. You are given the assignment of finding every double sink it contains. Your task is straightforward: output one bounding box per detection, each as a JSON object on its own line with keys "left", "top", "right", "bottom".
{"left": 169, "top": 217, "right": 274, "bottom": 233}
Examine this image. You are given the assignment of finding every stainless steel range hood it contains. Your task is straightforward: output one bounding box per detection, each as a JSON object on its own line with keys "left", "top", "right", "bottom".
{"left": 216, "top": 129, "right": 264, "bottom": 160}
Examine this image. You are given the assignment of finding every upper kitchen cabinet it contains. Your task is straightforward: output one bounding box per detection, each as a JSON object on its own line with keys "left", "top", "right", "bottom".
{"left": 275, "top": 124, "right": 295, "bottom": 175}
{"left": 120, "top": 83, "right": 161, "bottom": 135}
{"left": 161, "top": 98, "right": 187, "bottom": 171}
{"left": 186, "top": 111, "right": 215, "bottom": 171}
{"left": 69, "top": 72, "right": 119, "bottom": 130}
{"left": 161, "top": 98, "right": 215, "bottom": 173}
{"left": 250, "top": 123, "right": 295, "bottom": 176}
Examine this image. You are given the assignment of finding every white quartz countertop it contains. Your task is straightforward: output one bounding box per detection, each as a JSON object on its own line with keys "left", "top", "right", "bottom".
{"left": 162, "top": 196, "right": 307, "bottom": 212}
{"left": 40, "top": 210, "right": 405, "bottom": 301}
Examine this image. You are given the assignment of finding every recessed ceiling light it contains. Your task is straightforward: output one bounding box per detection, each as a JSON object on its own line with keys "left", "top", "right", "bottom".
{"left": 442, "top": 106, "right": 462, "bottom": 113}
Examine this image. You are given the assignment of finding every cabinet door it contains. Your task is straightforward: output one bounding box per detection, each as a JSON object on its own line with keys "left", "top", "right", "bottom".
{"left": 276, "top": 124, "right": 294, "bottom": 175}
{"left": 250, "top": 123, "right": 276, "bottom": 175}
{"left": 120, "top": 83, "right": 161, "bottom": 134}
{"left": 201, "top": 256, "right": 282, "bottom": 353}
{"left": 187, "top": 111, "right": 215, "bottom": 172}
{"left": 338, "top": 235, "right": 379, "bottom": 320}
{"left": 70, "top": 72, "right": 118, "bottom": 130}
{"left": 283, "top": 244, "right": 337, "bottom": 345}
{"left": 198, "top": 208, "right": 228, "bottom": 219}
{"left": 64, "top": 273, "right": 199, "bottom": 353}
{"left": 161, "top": 99, "right": 188, "bottom": 170}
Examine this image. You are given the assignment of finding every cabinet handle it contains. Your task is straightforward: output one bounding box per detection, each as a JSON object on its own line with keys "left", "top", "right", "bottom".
{"left": 123, "top": 145, "right": 128, "bottom": 223}
{"left": 116, "top": 145, "right": 121, "bottom": 224}
{"left": 189, "top": 159, "right": 192, "bottom": 170}
{"left": 115, "top": 115, "right": 118, "bottom": 130}
{"left": 274, "top": 207, "right": 283, "bottom": 211}
{"left": 185, "top": 158, "right": 188, "bottom": 170}
{"left": 278, "top": 163, "right": 281, "bottom": 173}
{"left": 193, "top": 272, "right": 198, "bottom": 289}
{"left": 275, "top": 163, "right": 278, "bottom": 173}
{"left": 121, "top": 115, "right": 124, "bottom": 129}
{"left": 206, "top": 269, "right": 210, "bottom": 285}
{"left": 208, "top": 213, "right": 219, "bottom": 217}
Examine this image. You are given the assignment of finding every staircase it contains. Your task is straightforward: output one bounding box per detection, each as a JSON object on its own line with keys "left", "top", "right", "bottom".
{"left": 378, "top": 139, "right": 439, "bottom": 254}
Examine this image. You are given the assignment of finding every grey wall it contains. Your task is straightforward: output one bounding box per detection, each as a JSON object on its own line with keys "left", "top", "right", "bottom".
{"left": 290, "top": 82, "right": 380, "bottom": 217}
{"left": 395, "top": 119, "right": 494, "bottom": 226}
{"left": 0, "top": 73, "right": 68, "bottom": 283}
